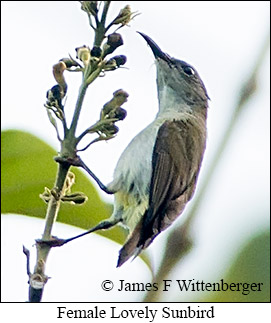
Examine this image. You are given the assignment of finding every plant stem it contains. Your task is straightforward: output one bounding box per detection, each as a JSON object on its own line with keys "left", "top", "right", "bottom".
{"left": 29, "top": 161, "right": 70, "bottom": 302}
{"left": 101, "top": 1, "right": 111, "bottom": 26}
{"left": 69, "top": 82, "right": 89, "bottom": 138}
{"left": 27, "top": 0, "right": 130, "bottom": 302}
{"left": 93, "top": 2, "right": 110, "bottom": 47}
{"left": 42, "top": 163, "right": 70, "bottom": 240}
{"left": 28, "top": 56, "right": 95, "bottom": 301}
{"left": 28, "top": 47, "right": 94, "bottom": 302}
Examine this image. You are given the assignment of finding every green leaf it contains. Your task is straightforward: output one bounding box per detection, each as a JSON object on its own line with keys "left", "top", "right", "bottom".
{"left": 205, "top": 230, "right": 270, "bottom": 302}
{"left": 1, "top": 129, "right": 153, "bottom": 270}
{"left": 1, "top": 129, "right": 126, "bottom": 245}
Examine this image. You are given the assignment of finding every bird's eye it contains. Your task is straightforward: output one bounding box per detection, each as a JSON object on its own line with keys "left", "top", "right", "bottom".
{"left": 183, "top": 66, "right": 195, "bottom": 76}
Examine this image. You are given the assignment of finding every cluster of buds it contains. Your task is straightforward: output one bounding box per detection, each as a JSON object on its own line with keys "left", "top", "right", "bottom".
{"left": 44, "top": 3, "right": 137, "bottom": 146}
{"left": 44, "top": 61, "right": 68, "bottom": 120}
{"left": 102, "top": 33, "right": 127, "bottom": 71}
{"left": 78, "top": 3, "right": 138, "bottom": 73}
{"left": 45, "top": 57, "right": 81, "bottom": 117}
{"left": 80, "top": 3, "right": 137, "bottom": 28}
{"left": 98, "top": 89, "right": 129, "bottom": 136}
{"left": 80, "top": 1, "right": 98, "bottom": 17}
{"left": 110, "top": 5, "right": 137, "bottom": 28}
{"left": 40, "top": 172, "right": 88, "bottom": 205}
{"left": 40, "top": 187, "right": 88, "bottom": 205}
{"left": 81, "top": 33, "right": 126, "bottom": 69}
{"left": 75, "top": 33, "right": 127, "bottom": 72}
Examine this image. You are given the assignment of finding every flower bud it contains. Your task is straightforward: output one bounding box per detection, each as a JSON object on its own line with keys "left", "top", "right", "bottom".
{"left": 102, "top": 90, "right": 129, "bottom": 117}
{"left": 60, "top": 57, "right": 81, "bottom": 69}
{"left": 112, "top": 55, "right": 127, "bottom": 67}
{"left": 46, "top": 84, "right": 65, "bottom": 111}
{"left": 61, "top": 192, "right": 88, "bottom": 204}
{"left": 102, "top": 123, "right": 119, "bottom": 135}
{"left": 53, "top": 61, "right": 67, "bottom": 94}
{"left": 112, "top": 89, "right": 129, "bottom": 106}
{"left": 53, "top": 61, "right": 66, "bottom": 77}
{"left": 114, "top": 107, "right": 127, "bottom": 120}
{"left": 81, "top": 1, "right": 98, "bottom": 16}
{"left": 112, "top": 5, "right": 132, "bottom": 26}
{"left": 107, "top": 107, "right": 127, "bottom": 121}
{"left": 46, "top": 84, "right": 64, "bottom": 101}
{"left": 103, "top": 33, "right": 123, "bottom": 56}
{"left": 90, "top": 46, "right": 102, "bottom": 58}
{"left": 39, "top": 187, "right": 51, "bottom": 203}
{"left": 104, "top": 55, "right": 127, "bottom": 71}
{"left": 65, "top": 172, "right": 76, "bottom": 192}
{"left": 107, "top": 33, "right": 124, "bottom": 48}
{"left": 75, "top": 45, "right": 91, "bottom": 66}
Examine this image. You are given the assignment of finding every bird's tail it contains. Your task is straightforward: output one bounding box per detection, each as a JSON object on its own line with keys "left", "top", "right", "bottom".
{"left": 117, "top": 219, "right": 144, "bottom": 267}
{"left": 117, "top": 217, "right": 156, "bottom": 267}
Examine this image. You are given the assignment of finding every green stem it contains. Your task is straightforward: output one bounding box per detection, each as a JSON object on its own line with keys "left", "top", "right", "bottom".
{"left": 101, "top": 1, "right": 111, "bottom": 26}
{"left": 42, "top": 163, "right": 70, "bottom": 240}
{"left": 29, "top": 161, "right": 70, "bottom": 302}
{"left": 69, "top": 82, "right": 88, "bottom": 137}
{"left": 29, "top": 75, "right": 89, "bottom": 302}
{"left": 93, "top": 2, "right": 110, "bottom": 47}
{"left": 94, "top": 24, "right": 106, "bottom": 47}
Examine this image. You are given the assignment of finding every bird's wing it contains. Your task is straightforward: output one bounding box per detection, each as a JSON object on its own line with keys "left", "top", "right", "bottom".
{"left": 117, "top": 119, "right": 205, "bottom": 266}
{"left": 139, "top": 119, "right": 195, "bottom": 243}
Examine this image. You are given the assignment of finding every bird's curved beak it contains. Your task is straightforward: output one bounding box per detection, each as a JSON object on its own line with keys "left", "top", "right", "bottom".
{"left": 137, "top": 32, "right": 171, "bottom": 62}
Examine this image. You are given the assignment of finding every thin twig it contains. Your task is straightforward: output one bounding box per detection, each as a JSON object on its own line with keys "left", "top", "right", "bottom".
{"left": 23, "top": 246, "right": 31, "bottom": 276}
{"left": 76, "top": 118, "right": 118, "bottom": 143}
{"left": 77, "top": 136, "right": 104, "bottom": 152}
{"left": 101, "top": 1, "right": 111, "bottom": 26}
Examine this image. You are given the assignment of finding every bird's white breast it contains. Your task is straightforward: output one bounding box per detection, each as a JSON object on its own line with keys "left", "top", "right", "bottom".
{"left": 107, "top": 119, "right": 163, "bottom": 230}
{"left": 111, "top": 120, "right": 161, "bottom": 196}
